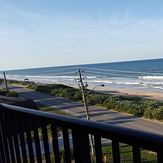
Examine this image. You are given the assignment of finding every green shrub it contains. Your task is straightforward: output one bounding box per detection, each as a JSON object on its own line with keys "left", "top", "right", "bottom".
{"left": 143, "top": 107, "right": 155, "bottom": 119}
{"left": 154, "top": 106, "right": 163, "bottom": 120}
{"left": 142, "top": 100, "right": 163, "bottom": 109}
{"left": 27, "top": 84, "right": 72, "bottom": 95}
{"left": 73, "top": 91, "right": 82, "bottom": 101}
{"left": 51, "top": 88, "right": 79, "bottom": 100}
{"left": 26, "top": 83, "right": 163, "bottom": 121}
{"left": 114, "top": 95, "right": 133, "bottom": 101}
{"left": 0, "top": 90, "right": 18, "bottom": 97}
{"left": 105, "top": 101, "right": 116, "bottom": 109}
{"left": 48, "top": 84, "right": 70, "bottom": 89}
{"left": 59, "top": 148, "right": 74, "bottom": 162}
{"left": 103, "top": 96, "right": 115, "bottom": 106}
{"left": 143, "top": 106, "right": 163, "bottom": 120}
{"left": 127, "top": 104, "right": 144, "bottom": 116}
{"left": 36, "top": 85, "right": 50, "bottom": 93}
{"left": 6, "top": 91, "right": 18, "bottom": 97}
{"left": 7, "top": 80, "right": 21, "bottom": 84}
{"left": 113, "top": 101, "right": 134, "bottom": 112}
{"left": 27, "top": 84, "right": 37, "bottom": 90}
{"left": 87, "top": 94, "right": 109, "bottom": 105}
{"left": 0, "top": 90, "right": 7, "bottom": 95}
{"left": 50, "top": 89, "right": 61, "bottom": 96}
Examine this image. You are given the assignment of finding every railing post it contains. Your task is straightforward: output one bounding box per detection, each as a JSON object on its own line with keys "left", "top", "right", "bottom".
{"left": 41, "top": 123, "right": 51, "bottom": 163}
{"left": 5, "top": 113, "right": 16, "bottom": 163}
{"left": 94, "top": 135, "right": 103, "bottom": 163}
{"left": 17, "top": 117, "right": 28, "bottom": 163}
{"left": 72, "top": 130, "right": 91, "bottom": 163}
{"left": 62, "top": 127, "right": 71, "bottom": 163}
{"left": 157, "top": 151, "right": 163, "bottom": 163}
{"left": 132, "top": 146, "right": 141, "bottom": 163}
{"left": 33, "top": 120, "right": 42, "bottom": 163}
{"left": 51, "top": 124, "right": 60, "bottom": 163}
{"left": 25, "top": 118, "right": 35, "bottom": 163}
{"left": 0, "top": 112, "right": 10, "bottom": 163}
{"left": 10, "top": 115, "right": 21, "bottom": 163}
{"left": 112, "top": 140, "right": 120, "bottom": 163}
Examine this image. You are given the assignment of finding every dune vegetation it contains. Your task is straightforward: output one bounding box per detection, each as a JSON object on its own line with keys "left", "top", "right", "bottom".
{"left": 27, "top": 83, "right": 163, "bottom": 121}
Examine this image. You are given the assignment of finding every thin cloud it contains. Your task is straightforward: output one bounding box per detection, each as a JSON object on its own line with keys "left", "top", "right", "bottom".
{"left": 0, "top": 2, "right": 163, "bottom": 70}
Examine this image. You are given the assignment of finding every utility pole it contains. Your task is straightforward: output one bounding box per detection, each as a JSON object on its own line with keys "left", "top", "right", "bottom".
{"left": 3, "top": 71, "right": 9, "bottom": 92}
{"left": 77, "top": 68, "right": 90, "bottom": 120}
{"left": 77, "top": 68, "right": 105, "bottom": 156}
{"left": 77, "top": 68, "right": 94, "bottom": 155}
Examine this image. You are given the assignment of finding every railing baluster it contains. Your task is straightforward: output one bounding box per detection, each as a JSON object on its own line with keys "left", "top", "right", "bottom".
{"left": 11, "top": 115, "right": 21, "bottom": 163}
{"left": 33, "top": 120, "right": 42, "bottom": 163}
{"left": 0, "top": 152, "right": 2, "bottom": 163}
{"left": 112, "top": 140, "right": 120, "bottom": 163}
{"left": 94, "top": 135, "right": 103, "bottom": 163}
{"left": 0, "top": 125, "right": 5, "bottom": 163}
{"left": 157, "top": 151, "right": 163, "bottom": 163}
{"left": 5, "top": 113, "right": 16, "bottom": 163}
{"left": 72, "top": 130, "right": 91, "bottom": 163}
{"left": 25, "top": 118, "right": 35, "bottom": 163}
{"left": 51, "top": 124, "right": 60, "bottom": 163}
{"left": 42, "top": 122, "right": 51, "bottom": 163}
{"left": 0, "top": 111, "right": 10, "bottom": 163}
{"left": 17, "top": 116, "right": 28, "bottom": 163}
{"left": 62, "top": 127, "right": 71, "bottom": 163}
{"left": 132, "top": 146, "right": 141, "bottom": 163}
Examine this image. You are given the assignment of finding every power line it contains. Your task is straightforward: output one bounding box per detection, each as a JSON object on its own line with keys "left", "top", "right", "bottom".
{"left": 5, "top": 65, "right": 163, "bottom": 76}
{"left": 31, "top": 67, "right": 76, "bottom": 73}
{"left": 79, "top": 66, "right": 163, "bottom": 76}
{"left": 31, "top": 71, "right": 76, "bottom": 76}
{"left": 6, "top": 67, "right": 77, "bottom": 74}
{"left": 4, "top": 65, "right": 163, "bottom": 84}
{"left": 6, "top": 71, "right": 77, "bottom": 76}
{"left": 82, "top": 70, "right": 139, "bottom": 78}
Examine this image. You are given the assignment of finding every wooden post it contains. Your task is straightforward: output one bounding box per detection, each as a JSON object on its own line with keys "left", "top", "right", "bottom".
{"left": 77, "top": 68, "right": 94, "bottom": 155}
{"left": 3, "top": 72, "right": 9, "bottom": 92}
{"left": 77, "top": 68, "right": 90, "bottom": 120}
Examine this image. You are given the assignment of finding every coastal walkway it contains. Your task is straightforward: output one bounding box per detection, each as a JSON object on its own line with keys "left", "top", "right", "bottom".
{"left": 1, "top": 84, "right": 163, "bottom": 136}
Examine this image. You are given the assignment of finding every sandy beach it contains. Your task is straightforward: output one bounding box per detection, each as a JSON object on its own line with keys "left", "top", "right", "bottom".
{"left": 86, "top": 86, "right": 163, "bottom": 102}
{"left": 66, "top": 83, "right": 163, "bottom": 102}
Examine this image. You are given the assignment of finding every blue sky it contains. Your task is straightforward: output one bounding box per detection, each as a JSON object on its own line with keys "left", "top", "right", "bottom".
{"left": 0, "top": 0, "right": 163, "bottom": 70}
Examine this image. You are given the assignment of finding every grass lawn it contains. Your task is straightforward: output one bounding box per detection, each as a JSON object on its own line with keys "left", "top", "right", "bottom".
{"left": 36, "top": 102, "right": 73, "bottom": 117}
{"left": 102, "top": 144, "right": 157, "bottom": 163}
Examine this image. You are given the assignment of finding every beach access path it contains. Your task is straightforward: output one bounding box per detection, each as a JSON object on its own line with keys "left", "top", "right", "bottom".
{"left": 1, "top": 84, "right": 163, "bottom": 136}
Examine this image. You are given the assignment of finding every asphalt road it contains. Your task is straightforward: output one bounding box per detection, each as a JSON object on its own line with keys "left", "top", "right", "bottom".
{"left": 1, "top": 84, "right": 163, "bottom": 135}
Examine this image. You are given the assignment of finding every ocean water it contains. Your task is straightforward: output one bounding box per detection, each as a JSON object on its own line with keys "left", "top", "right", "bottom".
{"left": 2, "top": 58, "right": 163, "bottom": 92}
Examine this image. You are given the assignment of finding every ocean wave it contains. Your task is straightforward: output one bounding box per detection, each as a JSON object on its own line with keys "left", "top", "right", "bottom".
{"left": 85, "top": 76, "right": 97, "bottom": 79}
{"left": 92, "top": 79, "right": 138, "bottom": 85}
{"left": 139, "top": 76, "right": 163, "bottom": 79}
{"left": 6, "top": 74, "right": 163, "bottom": 91}
{"left": 26, "top": 75, "right": 77, "bottom": 79}
{"left": 138, "top": 82, "right": 163, "bottom": 89}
